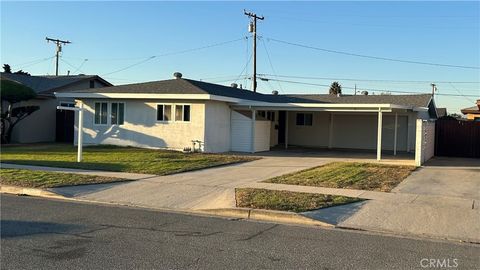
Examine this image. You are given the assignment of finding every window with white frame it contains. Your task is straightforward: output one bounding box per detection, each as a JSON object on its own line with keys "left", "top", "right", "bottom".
{"left": 59, "top": 102, "right": 75, "bottom": 108}
{"left": 94, "top": 102, "right": 108, "bottom": 125}
{"left": 157, "top": 104, "right": 172, "bottom": 121}
{"left": 175, "top": 104, "right": 190, "bottom": 122}
{"left": 296, "top": 113, "right": 313, "bottom": 126}
{"left": 111, "top": 103, "right": 125, "bottom": 125}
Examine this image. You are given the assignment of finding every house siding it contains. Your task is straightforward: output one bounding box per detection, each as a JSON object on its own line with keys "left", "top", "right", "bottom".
{"left": 11, "top": 98, "right": 58, "bottom": 143}
{"left": 10, "top": 79, "right": 108, "bottom": 143}
{"left": 74, "top": 99, "right": 205, "bottom": 151}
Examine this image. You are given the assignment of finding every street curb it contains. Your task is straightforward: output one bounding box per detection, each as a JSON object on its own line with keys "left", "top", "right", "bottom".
{"left": 0, "top": 185, "right": 67, "bottom": 199}
{"left": 198, "top": 208, "right": 335, "bottom": 227}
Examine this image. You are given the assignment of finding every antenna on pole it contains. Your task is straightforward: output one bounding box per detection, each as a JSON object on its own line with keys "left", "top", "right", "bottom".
{"left": 46, "top": 37, "right": 71, "bottom": 76}
{"left": 244, "top": 10, "right": 264, "bottom": 93}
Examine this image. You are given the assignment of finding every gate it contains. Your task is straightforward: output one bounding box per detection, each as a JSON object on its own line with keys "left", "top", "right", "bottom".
{"left": 435, "top": 119, "right": 480, "bottom": 158}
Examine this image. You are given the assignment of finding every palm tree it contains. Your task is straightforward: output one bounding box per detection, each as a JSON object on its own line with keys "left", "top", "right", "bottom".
{"left": 329, "top": 81, "right": 342, "bottom": 95}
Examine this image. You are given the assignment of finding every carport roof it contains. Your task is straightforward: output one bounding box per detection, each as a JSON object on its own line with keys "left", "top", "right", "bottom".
{"left": 58, "top": 77, "right": 433, "bottom": 108}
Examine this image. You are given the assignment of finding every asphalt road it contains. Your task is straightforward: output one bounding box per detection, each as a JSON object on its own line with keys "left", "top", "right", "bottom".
{"left": 1, "top": 195, "right": 479, "bottom": 270}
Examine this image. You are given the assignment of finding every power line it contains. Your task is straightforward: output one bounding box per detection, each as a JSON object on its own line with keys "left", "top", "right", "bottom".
{"left": 256, "top": 73, "right": 480, "bottom": 84}
{"left": 101, "top": 37, "right": 247, "bottom": 76}
{"left": 261, "top": 38, "right": 284, "bottom": 93}
{"left": 260, "top": 76, "right": 479, "bottom": 97}
{"left": 16, "top": 56, "right": 56, "bottom": 69}
{"left": 448, "top": 83, "right": 476, "bottom": 103}
{"left": 267, "top": 37, "right": 480, "bottom": 70}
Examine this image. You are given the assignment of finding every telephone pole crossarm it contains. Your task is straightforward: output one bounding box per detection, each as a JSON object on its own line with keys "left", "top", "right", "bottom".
{"left": 46, "top": 37, "right": 72, "bottom": 76}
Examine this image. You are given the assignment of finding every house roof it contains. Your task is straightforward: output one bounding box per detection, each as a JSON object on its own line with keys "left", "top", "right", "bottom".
{"left": 65, "top": 77, "right": 433, "bottom": 108}
{"left": 461, "top": 106, "right": 480, "bottom": 114}
{"left": 436, "top": 108, "right": 447, "bottom": 117}
{"left": 0, "top": 73, "right": 112, "bottom": 96}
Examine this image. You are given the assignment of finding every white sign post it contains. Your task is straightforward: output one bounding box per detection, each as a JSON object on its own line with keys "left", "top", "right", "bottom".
{"left": 57, "top": 103, "right": 84, "bottom": 162}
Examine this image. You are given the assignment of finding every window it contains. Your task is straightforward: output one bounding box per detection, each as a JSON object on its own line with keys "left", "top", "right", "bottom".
{"left": 60, "top": 102, "right": 75, "bottom": 108}
{"left": 157, "top": 104, "right": 172, "bottom": 121}
{"left": 296, "top": 113, "right": 313, "bottom": 126}
{"left": 94, "top": 102, "right": 108, "bottom": 125}
{"left": 89, "top": 80, "right": 95, "bottom": 88}
{"left": 175, "top": 105, "right": 190, "bottom": 122}
{"left": 111, "top": 103, "right": 125, "bottom": 125}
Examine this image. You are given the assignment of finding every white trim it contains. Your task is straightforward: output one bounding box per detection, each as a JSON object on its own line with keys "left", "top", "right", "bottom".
{"left": 285, "top": 111, "right": 288, "bottom": 149}
{"left": 235, "top": 102, "right": 413, "bottom": 109}
{"left": 251, "top": 109, "right": 256, "bottom": 153}
{"left": 377, "top": 109, "right": 383, "bottom": 161}
{"left": 393, "top": 112, "right": 398, "bottom": 156}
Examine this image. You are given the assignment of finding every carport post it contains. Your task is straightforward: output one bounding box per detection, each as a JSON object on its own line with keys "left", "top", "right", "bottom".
{"left": 285, "top": 112, "right": 288, "bottom": 149}
{"left": 393, "top": 112, "right": 398, "bottom": 156}
{"left": 251, "top": 109, "right": 256, "bottom": 153}
{"left": 377, "top": 109, "right": 383, "bottom": 161}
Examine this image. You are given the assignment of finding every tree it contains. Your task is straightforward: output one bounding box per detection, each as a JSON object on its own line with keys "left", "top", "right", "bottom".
{"left": 0, "top": 79, "right": 39, "bottom": 143}
{"left": 3, "top": 64, "right": 12, "bottom": 73}
{"left": 329, "top": 81, "right": 342, "bottom": 95}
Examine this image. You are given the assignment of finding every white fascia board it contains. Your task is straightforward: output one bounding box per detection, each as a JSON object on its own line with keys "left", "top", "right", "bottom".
{"left": 232, "top": 106, "right": 392, "bottom": 112}
{"left": 54, "top": 92, "right": 239, "bottom": 103}
{"left": 234, "top": 102, "right": 395, "bottom": 108}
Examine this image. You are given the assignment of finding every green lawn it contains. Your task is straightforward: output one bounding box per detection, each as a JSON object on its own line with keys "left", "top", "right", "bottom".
{"left": 0, "top": 144, "right": 257, "bottom": 175}
{"left": 0, "top": 168, "right": 126, "bottom": 188}
{"left": 265, "top": 162, "right": 416, "bottom": 192}
{"left": 235, "top": 188, "right": 362, "bottom": 213}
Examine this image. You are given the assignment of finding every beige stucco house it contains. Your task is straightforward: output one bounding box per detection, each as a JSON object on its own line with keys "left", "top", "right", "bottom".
{"left": 55, "top": 73, "right": 438, "bottom": 163}
{"left": 1, "top": 73, "right": 112, "bottom": 143}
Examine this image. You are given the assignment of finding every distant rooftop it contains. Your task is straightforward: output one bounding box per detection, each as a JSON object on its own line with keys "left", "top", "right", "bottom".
{"left": 0, "top": 73, "right": 112, "bottom": 95}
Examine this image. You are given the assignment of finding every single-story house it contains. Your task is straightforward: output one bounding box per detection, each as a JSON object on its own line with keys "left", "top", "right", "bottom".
{"left": 55, "top": 73, "right": 438, "bottom": 163}
{"left": 461, "top": 99, "right": 480, "bottom": 121}
{"left": 1, "top": 73, "right": 112, "bottom": 143}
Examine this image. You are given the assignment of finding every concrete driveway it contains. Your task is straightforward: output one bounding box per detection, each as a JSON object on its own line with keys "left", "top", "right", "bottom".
{"left": 50, "top": 156, "right": 330, "bottom": 210}
{"left": 393, "top": 157, "right": 480, "bottom": 200}
{"left": 336, "top": 157, "right": 480, "bottom": 242}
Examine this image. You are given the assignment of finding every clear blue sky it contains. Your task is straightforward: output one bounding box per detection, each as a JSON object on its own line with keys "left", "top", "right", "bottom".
{"left": 1, "top": 1, "right": 479, "bottom": 114}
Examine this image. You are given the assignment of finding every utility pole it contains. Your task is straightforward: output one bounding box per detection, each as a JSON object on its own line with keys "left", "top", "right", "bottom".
{"left": 46, "top": 37, "right": 71, "bottom": 76}
{"left": 244, "top": 10, "right": 264, "bottom": 92}
{"left": 430, "top": 83, "right": 437, "bottom": 97}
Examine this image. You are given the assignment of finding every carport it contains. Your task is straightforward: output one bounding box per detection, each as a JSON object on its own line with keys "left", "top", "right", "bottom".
{"left": 230, "top": 101, "right": 432, "bottom": 164}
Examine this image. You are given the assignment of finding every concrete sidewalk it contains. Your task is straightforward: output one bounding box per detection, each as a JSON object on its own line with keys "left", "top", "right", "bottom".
{"left": 302, "top": 157, "right": 480, "bottom": 242}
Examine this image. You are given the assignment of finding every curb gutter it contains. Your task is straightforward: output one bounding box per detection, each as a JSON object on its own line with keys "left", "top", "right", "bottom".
{"left": 1, "top": 185, "right": 67, "bottom": 199}
{"left": 199, "top": 208, "right": 335, "bottom": 227}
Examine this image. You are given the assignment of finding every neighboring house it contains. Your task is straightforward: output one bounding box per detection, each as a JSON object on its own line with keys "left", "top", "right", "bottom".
{"left": 0, "top": 73, "right": 112, "bottom": 143}
{"left": 436, "top": 107, "right": 447, "bottom": 118}
{"left": 55, "top": 73, "right": 438, "bottom": 161}
{"left": 461, "top": 99, "right": 480, "bottom": 121}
